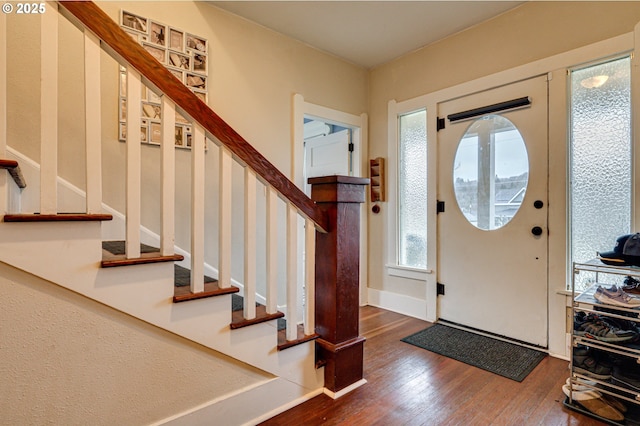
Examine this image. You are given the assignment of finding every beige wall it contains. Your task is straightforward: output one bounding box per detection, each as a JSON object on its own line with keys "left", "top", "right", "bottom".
{"left": 367, "top": 1, "right": 640, "bottom": 300}
{"left": 6, "top": 1, "right": 368, "bottom": 294}
{"left": 0, "top": 261, "right": 272, "bottom": 425}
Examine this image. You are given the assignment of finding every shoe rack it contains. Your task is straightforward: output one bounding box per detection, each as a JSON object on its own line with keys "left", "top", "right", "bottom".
{"left": 567, "top": 259, "right": 640, "bottom": 424}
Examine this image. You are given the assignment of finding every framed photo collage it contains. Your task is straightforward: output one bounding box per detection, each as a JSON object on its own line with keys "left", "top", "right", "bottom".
{"left": 118, "top": 10, "right": 208, "bottom": 149}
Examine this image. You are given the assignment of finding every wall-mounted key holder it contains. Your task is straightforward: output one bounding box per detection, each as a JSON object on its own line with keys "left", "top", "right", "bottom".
{"left": 370, "top": 157, "right": 385, "bottom": 202}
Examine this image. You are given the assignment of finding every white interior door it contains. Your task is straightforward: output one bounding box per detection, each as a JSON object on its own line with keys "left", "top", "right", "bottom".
{"left": 437, "top": 75, "right": 548, "bottom": 347}
{"left": 304, "top": 129, "right": 351, "bottom": 194}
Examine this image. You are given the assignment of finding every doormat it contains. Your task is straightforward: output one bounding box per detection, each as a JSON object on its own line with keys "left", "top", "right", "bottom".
{"left": 401, "top": 324, "right": 546, "bottom": 382}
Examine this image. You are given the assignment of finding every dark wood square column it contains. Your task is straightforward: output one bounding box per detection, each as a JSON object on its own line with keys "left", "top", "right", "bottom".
{"left": 310, "top": 175, "right": 369, "bottom": 395}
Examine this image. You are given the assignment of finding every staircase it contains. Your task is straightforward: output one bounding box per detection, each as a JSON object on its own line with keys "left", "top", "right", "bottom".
{"left": 0, "top": 2, "right": 366, "bottom": 424}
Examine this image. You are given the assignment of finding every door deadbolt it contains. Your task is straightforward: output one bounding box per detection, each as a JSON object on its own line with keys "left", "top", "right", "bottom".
{"left": 533, "top": 200, "right": 544, "bottom": 209}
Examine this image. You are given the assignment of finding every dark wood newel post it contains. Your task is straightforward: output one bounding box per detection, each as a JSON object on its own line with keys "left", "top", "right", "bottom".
{"left": 310, "top": 175, "right": 370, "bottom": 395}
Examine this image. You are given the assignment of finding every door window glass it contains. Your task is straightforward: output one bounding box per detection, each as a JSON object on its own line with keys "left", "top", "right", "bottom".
{"left": 398, "top": 110, "right": 427, "bottom": 268}
{"left": 453, "top": 115, "right": 529, "bottom": 231}
{"left": 570, "top": 56, "right": 631, "bottom": 290}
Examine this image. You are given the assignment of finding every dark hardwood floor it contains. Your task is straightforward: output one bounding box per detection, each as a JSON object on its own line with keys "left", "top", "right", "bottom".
{"left": 260, "top": 306, "right": 601, "bottom": 425}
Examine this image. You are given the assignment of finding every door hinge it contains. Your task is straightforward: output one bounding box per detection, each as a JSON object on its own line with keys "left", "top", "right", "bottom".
{"left": 348, "top": 142, "right": 354, "bottom": 152}
{"left": 436, "top": 117, "right": 445, "bottom": 131}
{"left": 437, "top": 283, "right": 445, "bottom": 296}
{"left": 437, "top": 200, "right": 445, "bottom": 214}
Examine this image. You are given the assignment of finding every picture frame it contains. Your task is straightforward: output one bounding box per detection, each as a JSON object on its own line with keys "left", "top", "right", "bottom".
{"left": 193, "top": 54, "right": 207, "bottom": 74}
{"left": 143, "top": 43, "right": 166, "bottom": 64}
{"left": 121, "top": 11, "right": 147, "bottom": 33}
{"left": 186, "top": 73, "right": 206, "bottom": 90}
{"left": 119, "top": 123, "right": 127, "bottom": 141}
{"left": 119, "top": 72, "right": 126, "bottom": 96}
{"left": 140, "top": 123, "right": 149, "bottom": 143}
{"left": 147, "top": 90, "right": 162, "bottom": 104}
{"left": 168, "top": 52, "right": 190, "bottom": 70}
{"left": 149, "top": 21, "right": 166, "bottom": 46}
{"left": 150, "top": 122, "right": 162, "bottom": 144}
{"left": 176, "top": 111, "right": 190, "bottom": 125}
{"left": 186, "top": 33, "right": 207, "bottom": 52}
{"left": 120, "top": 99, "right": 127, "bottom": 121}
{"left": 169, "top": 28, "right": 184, "bottom": 52}
{"left": 119, "top": 11, "right": 208, "bottom": 150}
{"left": 175, "top": 126, "right": 184, "bottom": 146}
{"left": 142, "top": 103, "right": 161, "bottom": 120}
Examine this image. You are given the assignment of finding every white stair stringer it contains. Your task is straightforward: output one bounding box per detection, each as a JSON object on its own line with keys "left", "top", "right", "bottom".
{"left": 0, "top": 220, "right": 324, "bottom": 422}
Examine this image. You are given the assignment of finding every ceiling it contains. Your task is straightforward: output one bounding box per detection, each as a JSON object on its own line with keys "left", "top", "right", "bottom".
{"left": 210, "top": 1, "right": 525, "bottom": 69}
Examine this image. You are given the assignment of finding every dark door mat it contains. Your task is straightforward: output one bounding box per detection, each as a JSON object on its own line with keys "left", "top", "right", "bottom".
{"left": 401, "top": 324, "right": 546, "bottom": 382}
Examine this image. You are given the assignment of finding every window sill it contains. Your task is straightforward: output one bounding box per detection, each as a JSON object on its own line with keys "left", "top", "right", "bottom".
{"left": 386, "top": 264, "right": 431, "bottom": 281}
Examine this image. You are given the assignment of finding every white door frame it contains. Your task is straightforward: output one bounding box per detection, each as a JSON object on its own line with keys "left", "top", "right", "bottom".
{"left": 292, "top": 93, "right": 369, "bottom": 305}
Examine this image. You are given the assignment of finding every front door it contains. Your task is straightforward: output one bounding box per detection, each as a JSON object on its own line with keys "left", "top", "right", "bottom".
{"left": 437, "top": 75, "right": 548, "bottom": 347}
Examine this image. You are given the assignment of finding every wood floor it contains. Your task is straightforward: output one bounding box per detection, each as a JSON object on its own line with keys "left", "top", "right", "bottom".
{"left": 260, "top": 306, "right": 602, "bottom": 426}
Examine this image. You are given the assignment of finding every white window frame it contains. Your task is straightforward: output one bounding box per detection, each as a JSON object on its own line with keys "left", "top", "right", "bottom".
{"left": 567, "top": 53, "right": 634, "bottom": 290}
{"left": 386, "top": 99, "right": 431, "bottom": 281}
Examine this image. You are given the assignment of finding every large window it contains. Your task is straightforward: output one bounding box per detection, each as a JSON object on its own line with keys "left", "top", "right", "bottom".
{"left": 570, "top": 56, "right": 632, "bottom": 290}
{"left": 398, "top": 110, "right": 427, "bottom": 269}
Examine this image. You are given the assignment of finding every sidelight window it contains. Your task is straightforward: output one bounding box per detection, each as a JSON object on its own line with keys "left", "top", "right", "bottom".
{"left": 569, "top": 56, "right": 632, "bottom": 290}
{"left": 398, "top": 109, "right": 427, "bottom": 269}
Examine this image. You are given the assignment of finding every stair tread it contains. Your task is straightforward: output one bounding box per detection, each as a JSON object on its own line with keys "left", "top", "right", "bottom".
{"left": 172, "top": 264, "right": 239, "bottom": 302}
{"left": 277, "top": 324, "right": 319, "bottom": 351}
{"left": 101, "top": 241, "right": 184, "bottom": 267}
{"left": 230, "top": 305, "right": 285, "bottom": 329}
{"left": 4, "top": 213, "right": 113, "bottom": 222}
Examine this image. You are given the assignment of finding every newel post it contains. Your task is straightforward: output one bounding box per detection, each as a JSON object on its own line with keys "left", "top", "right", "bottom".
{"left": 310, "top": 175, "right": 369, "bottom": 396}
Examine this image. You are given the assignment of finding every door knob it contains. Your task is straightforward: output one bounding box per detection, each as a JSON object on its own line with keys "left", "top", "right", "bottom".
{"left": 531, "top": 226, "right": 543, "bottom": 236}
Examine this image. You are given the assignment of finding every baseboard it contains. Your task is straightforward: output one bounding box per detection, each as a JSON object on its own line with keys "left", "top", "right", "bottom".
{"left": 367, "top": 288, "right": 427, "bottom": 321}
{"left": 323, "top": 379, "right": 367, "bottom": 399}
{"left": 155, "top": 378, "right": 323, "bottom": 426}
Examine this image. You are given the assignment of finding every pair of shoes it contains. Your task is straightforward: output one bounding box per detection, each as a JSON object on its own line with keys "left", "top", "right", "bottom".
{"left": 612, "top": 365, "right": 640, "bottom": 392}
{"left": 562, "top": 383, "right": 625, "bottom": 421}
{"left": 575, "top": 314, "right": 637, "bottom": 343}
{"left": 572, "top": 346, "right": 612, "bottom": 379}
{"left": 594, "top": 284, "right": 640, "bottom": 308}
{"left": 565, "top": 378, "right": 627, "bottom": 414}
{"left": 623, "top": 276, "right": 640, "bottom": 294}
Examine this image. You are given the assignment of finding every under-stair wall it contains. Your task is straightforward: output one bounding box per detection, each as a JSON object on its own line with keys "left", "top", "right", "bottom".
{"left": 0, "top": 1, "right": 368, "bottom": 422}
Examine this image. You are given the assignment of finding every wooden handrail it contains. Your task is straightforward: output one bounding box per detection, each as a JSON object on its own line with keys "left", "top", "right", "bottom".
{"left": 0, "top": 159, "right": 26, "bottom": 188}
{"left": 57, "top": 1, "right": 329, "bottom": 233}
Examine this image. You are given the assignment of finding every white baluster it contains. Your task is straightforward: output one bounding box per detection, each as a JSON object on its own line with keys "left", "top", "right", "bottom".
{"left": 125, "top": 68, "right": 141, "bottom": 258}
{"left": 244, "top": 168, "right": 257, "bottom": 319}
{"left": 0, "top": 12, "right": 7, "bottom": 215}
{"left": 160, "top": 99, "right": 176, "bottom": 256}
{"left": 304, "top": 218, "right": 316, "bottom": 335}
{"left": 40, "top": 3, "right": 58, "bottom": 215}
{"left": 84, "top": 31, "right": 102, "bottom": 214}
{"left": 191, "top": 124, "right": 205, "bottom": 293}
{"left": 286, "top": 203, "right": 298, "bottom": 341}
{"left": 218, "top": 146, "right": 232, "bottom": 288}
{"left": 265, "top": 187, "right": 278, "bottom": 314}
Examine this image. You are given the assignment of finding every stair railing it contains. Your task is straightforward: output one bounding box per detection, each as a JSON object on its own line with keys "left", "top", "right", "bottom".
{"left": 12, "top": 0, "right": 329, "bottom": 341}
{"left": 2, "top": 0, "right": 369, "bottom": 393}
